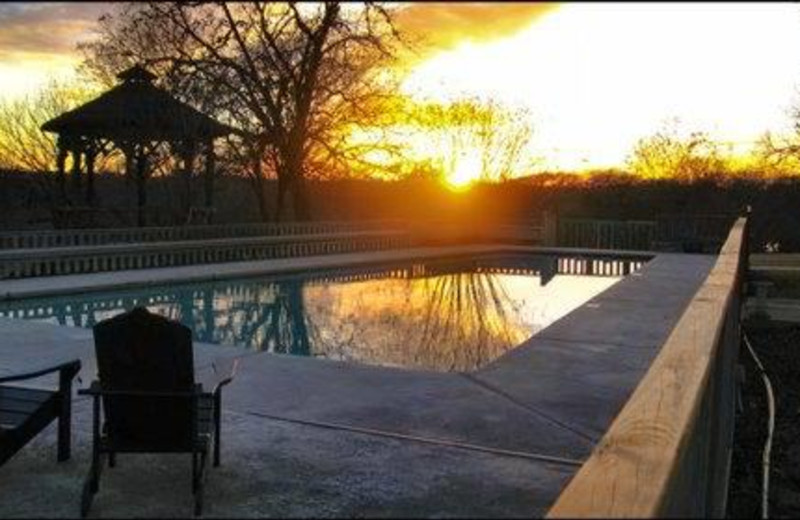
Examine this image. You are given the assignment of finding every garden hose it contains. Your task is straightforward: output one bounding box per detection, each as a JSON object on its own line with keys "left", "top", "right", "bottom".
{"left": 743, "top": 332, "right": 775, "bottom": 520}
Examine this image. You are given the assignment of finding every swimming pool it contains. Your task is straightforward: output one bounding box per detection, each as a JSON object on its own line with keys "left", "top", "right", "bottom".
{"left": 0, "top": 253, "right": 644, "bottom": 372}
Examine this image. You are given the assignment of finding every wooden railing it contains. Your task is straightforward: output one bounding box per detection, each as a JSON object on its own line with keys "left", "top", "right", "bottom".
{"left": 547, "top": 216, "right": 748, "bottom": 518}
{"left": 558, "top": 214, "right": 737, "bottom": 252}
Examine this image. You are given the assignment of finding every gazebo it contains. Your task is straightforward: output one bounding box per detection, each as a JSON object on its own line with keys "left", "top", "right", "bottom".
{"left": 41, "top": 65, "right": 237, "bottom": 227}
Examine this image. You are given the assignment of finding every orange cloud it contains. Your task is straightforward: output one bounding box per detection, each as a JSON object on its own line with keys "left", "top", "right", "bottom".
{"left": 0, "top": 3, "right": 108, "bottom": 62}
{"left": 394, "top": 2, "right": 558, "bottom": 64}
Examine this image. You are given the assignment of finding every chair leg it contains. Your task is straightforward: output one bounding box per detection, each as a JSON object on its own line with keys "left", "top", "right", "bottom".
{"left": 90, "top": 451, "right": 102, "bottom": 493}
{"left": 213, "top": 430, "right": 221, "bottom": 468}
{"left": 192, "top": 452, "right": 199, "bottom": 494}
{"left": 194, "top": 479, "right": 203, "bottom": 517}
{"left": 80, "top": 478, "right": 94, "bottom": 518}
{"left": 57, "top": 394, "right": 72, "bottom": 462}
{"left": 214, "top": 393, "right": 222, "bottom": 467}
{"left": 108, "top": 452, "right": 116, "bottom": 468}
{"left": 81, "top": 450, "right": 102, "bottom": 517}
{"left": 194, "top": 451, "right": 207, "bottom": 517}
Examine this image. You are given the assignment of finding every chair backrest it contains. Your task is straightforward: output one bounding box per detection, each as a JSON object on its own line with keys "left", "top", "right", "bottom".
{"left": 93, "top": 307, "right": 195, "bottom": 447}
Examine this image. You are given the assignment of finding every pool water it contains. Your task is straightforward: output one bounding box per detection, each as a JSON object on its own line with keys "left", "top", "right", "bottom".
{"left": 0, "top": 254, "right": 643, "bottom": 372}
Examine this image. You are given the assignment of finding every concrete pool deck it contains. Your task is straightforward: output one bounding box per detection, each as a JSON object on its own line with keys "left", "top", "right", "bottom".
{"left": 0, "top": 246, "right": 715, "bottom": 518}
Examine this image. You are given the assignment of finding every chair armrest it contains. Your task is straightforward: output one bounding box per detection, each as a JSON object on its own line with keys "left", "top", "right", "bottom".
{"left": 77, "top": 380, "right": 102, "bottom": 397}
{"left": 0, "top": 359, "right": 81, "bottom": 385}
{"left": 78, "top": 383, "right": 206, "bottom": 399}
{"left": 210, "top": 358, "right": 239, "bottom": 396}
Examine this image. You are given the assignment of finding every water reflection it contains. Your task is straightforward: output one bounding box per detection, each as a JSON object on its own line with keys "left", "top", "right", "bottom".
{"left": 0, "top": 255, "right": 639, "bottom": 372}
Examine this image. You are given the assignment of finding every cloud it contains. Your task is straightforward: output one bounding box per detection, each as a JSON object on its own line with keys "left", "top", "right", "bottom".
{"left": 0, "top": 2, "right": 558, "bottom": 99}
{"left": 394, "top": 2, "right": 558, "bottom": 63}
{"left": 0, "top": 2, "right": 110, "bottom": 62}
{"left": 0, "top": 2, "right": 556, "bottom": 64}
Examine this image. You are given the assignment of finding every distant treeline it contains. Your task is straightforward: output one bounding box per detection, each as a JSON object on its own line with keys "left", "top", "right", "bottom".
{"left": 1, "top": 169, "right": 797, "bottom": 252}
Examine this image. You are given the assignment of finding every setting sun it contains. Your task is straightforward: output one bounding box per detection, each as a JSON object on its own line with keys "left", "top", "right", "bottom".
{"left": 448, "top": 151, "right": 481, "bottom": 189}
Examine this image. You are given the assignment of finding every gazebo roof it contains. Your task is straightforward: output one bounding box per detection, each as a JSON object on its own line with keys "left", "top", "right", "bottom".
{"left": 41, "top": 65, "right": 236, "bottom": 142}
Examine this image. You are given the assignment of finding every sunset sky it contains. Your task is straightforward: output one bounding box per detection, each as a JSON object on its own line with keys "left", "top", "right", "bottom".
{"left": 2, "top": 2, "right": 800, "bottom": 174}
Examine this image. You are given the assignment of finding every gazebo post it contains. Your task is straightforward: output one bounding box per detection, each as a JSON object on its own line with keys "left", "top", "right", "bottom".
{"left": 204, "top": 138, "right": 215, "bottom": 219}
{"left": 122, "top": 143, "right": 134, "bottom": 225}
{"left": 85, "top": 145, "right": 97, "bottom": 208}
{"left": 55, "top": 140, "right": 68, "bottom": 206}
{"left": 135, "top": 146, "right": 148, "bottom": 228}
{"left": 180, "top": 140, "right": 196, "bottom": 221}
{"left": 70, "top": 148, "right": 82, "bottom": 202}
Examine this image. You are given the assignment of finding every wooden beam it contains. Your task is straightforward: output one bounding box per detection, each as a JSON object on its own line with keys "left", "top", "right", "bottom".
{"left": 547, "top": 217, "right": 748, "bottom": 518}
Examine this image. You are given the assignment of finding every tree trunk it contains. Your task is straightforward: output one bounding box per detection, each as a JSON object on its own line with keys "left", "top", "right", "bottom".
{"left": 248, "top": 152, "right": 272, "bottom": 222}
{"left": 276, "top": 174, "right": 290, "bottom": 223}
{"left": 259, "top": 179, "right": 272, "bottom": 222}
{"left": 292, "top": 177, "right": 310, "bottom": 221}
{"left": 280, "top": 152, "right": 309, "bottom": 221}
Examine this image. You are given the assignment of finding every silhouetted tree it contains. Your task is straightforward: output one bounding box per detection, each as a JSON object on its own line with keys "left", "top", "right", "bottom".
{"left": 626, "top": 118, "right": 728, "bottom": 181}
{"left": 411, "top": 97, "right": 535, "bottom": 183}
{"left": 0, "top": 80, "right": 104, "bottom": 173}
{"left": 756, "top": 110, "right": 800, "bottom": 177}
{"left": 0, "top": 80, "right": 113, "bottom": 212}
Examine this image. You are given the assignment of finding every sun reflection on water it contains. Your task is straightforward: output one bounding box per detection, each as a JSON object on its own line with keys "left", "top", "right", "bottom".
{"left": 0, "top": 258, "right": 625, "bottom": 372}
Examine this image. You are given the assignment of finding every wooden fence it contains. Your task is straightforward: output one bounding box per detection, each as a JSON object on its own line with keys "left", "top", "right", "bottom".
{"left": 547, "top": 216, "right": 748, "bottom": 517}
{"left": 0, "top": 215, "right": 557, "bottom": 280}
{"left": 0, "top": 232, "right": 411, "bottom": 280}
{"left": 558, "top": 214, "right": 737, "bottom": 252}
{"left": 654, "top": 213, "right": 738, "bottom": 252}
{"left": 0, "top": 220, "right": 405, "bottom": 249}
{"left": 558, "top": 218, "right": 657, "bottom": 250}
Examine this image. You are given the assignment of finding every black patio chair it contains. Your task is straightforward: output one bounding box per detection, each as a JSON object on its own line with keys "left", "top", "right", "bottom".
{"left": 0, "top": 359, "right": 81, "bottom": 466}
{"left": 78, "top": 307, "right": 237, "bottom": 517}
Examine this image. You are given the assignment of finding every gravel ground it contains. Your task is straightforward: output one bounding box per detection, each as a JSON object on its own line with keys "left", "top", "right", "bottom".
{"left": 727, "top": 319, "right": 800, "bottom": 518}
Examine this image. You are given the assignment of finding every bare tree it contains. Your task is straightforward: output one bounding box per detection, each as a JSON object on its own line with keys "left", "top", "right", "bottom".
{"left": 409, "top": 97, "right": 535, "bottom": 183}
{"left": 755, "top": 98, "right": 800, "bottom": 176}
{"left": 0, "top": 80, "right": 102, "bottom": 173}
{"left": 0, "top": 79, "right": 110, "bottom": 212}
{"left": 80, "top": 2, "right": 405, "bottom": 221}
{"left": 626, "top": 118, "right": 728, "bottom": 181}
